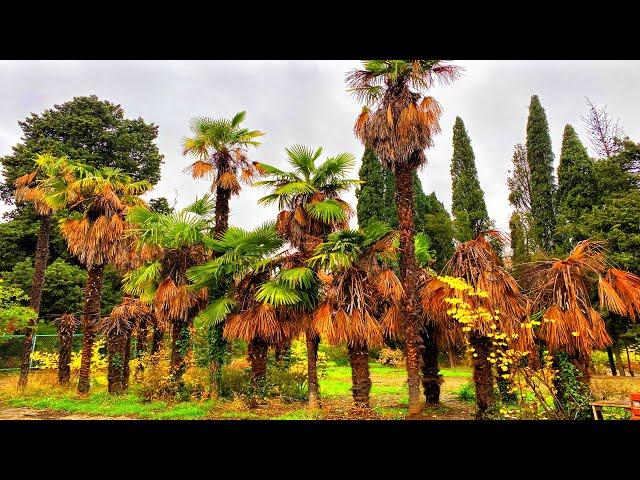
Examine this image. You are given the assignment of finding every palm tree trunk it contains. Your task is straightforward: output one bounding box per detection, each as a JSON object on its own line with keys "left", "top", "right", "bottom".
{"left": 57, "top": 323, "right": 74, "bottom": 386}
{"left": 207, "top": 322, "right": 226, "bottom": 398}
{"left": 394, "top": 162, "right": 423, "bottom": 415}
{"left": 122, "top": 332, "right": 132, "bottom": 390}
{"left": 470, "top": 332, "right": 495, "bottom": 418}
{"left": 151, "top": 325, "right": 163, "bottom": 354}
{"left": 306, "top": 332, "right": 321, "bottom": 408}
{"left": 170, "top": 320, "right": 189, "bottom": 389}
{"left": 214, "top": 186, "right": 231, "bottom": 237}
{"left": 77, "top": 263, "right": 105, "bottom": 394}
{"left": 248, "top": 337, "right": 268, "bottom": 385}
{"left": 447, "top": 348, "right": 458, "bottom": 368}
{"left": 420, "top": 325, "right": 443, "bottom": 405}
{"left": 18, "top": 214, "right": 51, "bottom": 388}
{"left": 626, "top": 347, "right": 634, "bottom": 377}
{"left": 136, "top": 318, "right": 147, "bottom": 356}
{"left": 348, "top": 343, "right": 371, "bottom": 407}
{"left": 606, "top": 347, "right": 618, "bottom": 375}
{"left": 107, "top": 329, "right": 126, "bottom": 394}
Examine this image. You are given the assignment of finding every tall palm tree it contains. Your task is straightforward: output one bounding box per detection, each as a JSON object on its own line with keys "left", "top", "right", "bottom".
{"left": 308, "top": 221, "right": 402, "bottom": 407}
{"left": 182, "top": 111, "right": 264, "bottom": 387}
{"left": 420, "top": 233, "right": 532, "bottom": 418}
{"left": 124, "top": 196, "right": 215, "bottom": 390}
{"left": 182, "top": 111, "right": 264, "bottom": 236}
{"left": 253, "top": 145, "right": 360, "bottom": 407}
{"left": 100, "top": 297, "right": 154, "bottom": 394}
{"left": 13, "top": 153, "right": 76, "bottom": 388}
{"left": 52, "top": 165, "right": 151, "bottom": 393}
{"left": 54, "top": 313, "right": 79, "bottom": 386}
{"left": 186, "top": 222, "right": 307, "bottom": 385}
{"left": 529, "top": 240, "right": 640, "bottom": 371}
{"left": 347, "top": 60, "right": 462, "bottom": 414}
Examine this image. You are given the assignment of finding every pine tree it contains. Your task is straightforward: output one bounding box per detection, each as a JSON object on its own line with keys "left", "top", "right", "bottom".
{"left": 555, "top": 124, "right": 597, "bottom": 250}
{"left": 450, "top": 117, "right": 490, "bottom": 242}
{"left": 356, "top": 148, "right": 387, "bottom": 228}
{"left": 526, "top": 95, "right": 556, "bottom": 252}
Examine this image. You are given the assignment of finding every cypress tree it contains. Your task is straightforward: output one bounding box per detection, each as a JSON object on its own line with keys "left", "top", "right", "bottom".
{"left": 526, "top": 95, "right": 556, "bottom": 252}
{"left": 356, "top": 148, "right": 387, "bottom": 228}
{"left": 555, "top": 124, "right": 597, "bottom": 250}
{"left": 382, "top": 169, "right": 398, "bottom": 228}
{"left": 450, "top": 117, "right": 490, "bottom": 241}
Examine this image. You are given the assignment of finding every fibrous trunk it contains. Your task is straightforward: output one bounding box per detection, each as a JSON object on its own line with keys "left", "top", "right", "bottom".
{"left": 57, "top": 324, "right": 74, "bottom": 386}
{"left": 77, "top": 263, "right": 105, "bottom": 394}
{"left": 170, "top": 320, "right": 189, "bottom": 390}
{"left": 248, "top": 337, "right": 268, "bottom": 385}
{"left": 18, "top": 214, "right": 51, "bottom": 388}
{"left": 394, "top": 162, "right": 423, "bottom": 415}
{"left": 107, "top": 329, "right": 127, "bottom": 394}
{"left": 306, "top": 332, "right": 321, "bottom": 408}
{"left": 470, "top": 332, "right": 494, "bottom": 418}
{"left": 122, "top": 333, "right": 131, "bottom": 390}
{"left": 420, "top": 325, "right": 443, "bottom": 405}
{"left": 136, "top": 318, "right": 147, "bottom": 356}
{"left": 151, "top": 326, "right": 163, "bottom": 354}
{"left": 348, "top": 343, "right": 371, "bottom": 407}
{"left": 606, "top": 347, "right": 617, "bottom": 375}
{"left": 208, "top": 322, "right": 226, "bottom": 398}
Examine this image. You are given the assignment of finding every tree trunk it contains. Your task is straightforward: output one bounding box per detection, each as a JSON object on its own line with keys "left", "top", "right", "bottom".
{"left": 348, "top": 343, "right": 371, "bottom": 407}
{"left": 447, "top": 348, "right": 458, "bottom": 368}
{"left": 77, "top": 263, "right": 105, "bottom": 394}
{"left": 207, "top": 322, "right": 226, "bottom": 398}
{"left": 122, "top": 332, "right": 132, "bottom": 390}
{"left": 613, "top": 343, "right": 626, "bottom": 376}
{"left": 248, "top": 337, "right": 268, "bottom": 385}
{"left": 107, "top": 330, "right": 126, "bottom": 394}
{"left": 626, "top": 347, "right": 634, "bottom": 377}
{"left": 57, "top": 324, "right": 74, "bottom": 386}
{"left": 551, "top": 355, "right": 567, "bottom": 415}
{"left": 274, "top": 338, "right": 292, "bottom": 366}
{"left": 214, "top": 182, "right": 231, "bottom": 237}
{"left": 470, "top": 332, "right": 494, "bottom": 418}
{"left": 420, "top": 325, "right": 443, "bottom": 405}
{"left": 18, "top": 214, "right": 51, "bottom": 388}
{"left": 394, "top": 162, "right": 423, "bottom": 416}
{"left": 151, "top": 325, "right": 163, "bottom": 354}
{"left": 607, "top": 347, "right": 618, "bottom": 375}
{"left": 170, "top": 320, "right": 189, "bottom": 389}
{"left": 136, "top": 318, "right": 147, "bottom": 357}
{"left": 306, "top": 332, "right": 321, "bottom": 408}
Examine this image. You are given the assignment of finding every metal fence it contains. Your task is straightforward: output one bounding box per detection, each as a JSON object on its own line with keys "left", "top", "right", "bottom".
{"left": 0, "top": 334, "right": 90, "bottom": 371}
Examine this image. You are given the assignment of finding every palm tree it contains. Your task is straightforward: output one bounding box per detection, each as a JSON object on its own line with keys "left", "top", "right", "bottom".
{"left": 347, "top": 60, "right": 462, "bottom": 414}
{"left": 308, "top": 221, "right": 402, "bottom": 407}
{"left": 54, "top": 313, "right": 79, "bottom": 386}
{"left": 420, "top": 233, "right": 532, "bottom": 418}
{"left": 124, "top": 196, "right": 215, "bottom": 391}
{"left": 529, "top": 240, "right": 640, "bottom": 373}
{"left": 13, "top": 153, "right": 76, "bottom": 388}
{"left": 52, "top": 165, "right": 151, "bottom": 394}
{"left": 182, "top": 111, "right": 264, "bottom": 387}
{"left": 186, "top": 222, "right": 306, "bottom": 386}
{"left": 182, "top": 111, "right": 264, "bottom": 236}
{"left": 253, "top": 145, "right": 360, "bottom": 407}
{"left": 100, "top": 297, "right": 154, "bottom": 394}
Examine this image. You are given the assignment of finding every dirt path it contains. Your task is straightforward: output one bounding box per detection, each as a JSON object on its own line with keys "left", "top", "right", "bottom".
{"left": 0, "top": 405, "right": 134, "bottom": 420}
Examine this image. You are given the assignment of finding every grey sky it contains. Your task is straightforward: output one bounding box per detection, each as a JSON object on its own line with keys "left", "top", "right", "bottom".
{"left": 1, "top": 60, "right": 639, "bottom": 232}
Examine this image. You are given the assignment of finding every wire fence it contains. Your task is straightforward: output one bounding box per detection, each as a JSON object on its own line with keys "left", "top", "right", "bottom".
{"left": 0, "top": 334, "right": 141, "bottom": 372}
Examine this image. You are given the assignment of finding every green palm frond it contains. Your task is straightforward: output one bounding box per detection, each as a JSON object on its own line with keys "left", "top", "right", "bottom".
{"left": 305, "top": 199, "right": 348, "bottom": 224}
{"left": 195, "top": 296, "right": 237, "bottom": 328}
{"left": 312, "top": 152, "right": 357, "bottom": 185}
{"left": 123, "top": 261, "right": 162, "bottom": 296}
{"left": 254, "top": 281, "right": 301, "bottom": 306}
{"left": 184, "top": 194, "right": 216, "bottom": 217}
{"left": 286, "top": 145, "right": 322, "bottom": 179}
{"left": 277, "top": 267, "right": 315, "bottom": 289}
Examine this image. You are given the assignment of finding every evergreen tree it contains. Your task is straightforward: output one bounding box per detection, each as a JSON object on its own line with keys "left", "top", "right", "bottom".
{"left": 450, "top": 117, "right": 490, "bottom": 241}
{"left": 356, "top": 148, "right": 386, "bottom": 228}
{"left": 507, "top": 144, "right": 534, "bottom": 266}
{"left": 525, "top": 95, "right": 556, "bottom": 252}
{"left": 555, "top": 124, "right": 597, "bottom": 250}
{"left": 382, "top": 169, "right": 398, "bottom": 228}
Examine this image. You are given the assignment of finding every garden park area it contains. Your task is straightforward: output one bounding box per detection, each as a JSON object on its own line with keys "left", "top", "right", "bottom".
{"left": 1, "top": 60, "right": 640, "bottom": 421}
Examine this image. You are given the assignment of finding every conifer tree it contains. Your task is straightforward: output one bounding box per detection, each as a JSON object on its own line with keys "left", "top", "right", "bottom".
{"left": 526, "top": 95, "right": 556, "bottom": 252}
{"left": 450, "top": 117, "right": 490, "bottom": 241}
{"left": 556, "top": 124, "right": 597, "bottom": 250}
{"left": 356, "top": 148, "right": 386, "bottom": 228}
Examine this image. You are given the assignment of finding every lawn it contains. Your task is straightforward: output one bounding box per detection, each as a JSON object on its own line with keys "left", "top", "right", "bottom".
{"left": 0, "top": 362, "right": 473, "bottom": 420}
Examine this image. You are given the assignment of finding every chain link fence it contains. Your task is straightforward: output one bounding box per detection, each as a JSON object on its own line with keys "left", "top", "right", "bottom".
{"left": 0, "top": 334, "right": 143, "bottom": 371}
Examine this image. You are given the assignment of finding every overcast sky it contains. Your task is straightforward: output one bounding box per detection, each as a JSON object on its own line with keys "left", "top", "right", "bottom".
{"left": 1, "top": 60, "right": 639, "bottom": 232}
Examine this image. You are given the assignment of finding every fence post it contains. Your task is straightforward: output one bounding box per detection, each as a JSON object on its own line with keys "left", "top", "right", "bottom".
{"left": 29, "top": 334, "right": 37, "bottom": 370}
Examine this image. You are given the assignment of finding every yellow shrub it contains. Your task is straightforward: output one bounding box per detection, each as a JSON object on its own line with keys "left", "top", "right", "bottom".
{"left": 30, "top": 338, "right": 108, "bottom": 371}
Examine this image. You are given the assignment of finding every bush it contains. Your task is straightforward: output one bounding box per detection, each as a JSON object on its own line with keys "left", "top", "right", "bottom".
{"left": 319, "top": 343, "right": 349, "bottom": 366}
{"left": 455, "top": 382, "right": 476, "bottom": 402}
{"left": 376, "top": 347, "right": 405, "bottom": 367}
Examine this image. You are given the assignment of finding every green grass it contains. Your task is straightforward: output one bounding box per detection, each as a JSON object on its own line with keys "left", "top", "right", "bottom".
{"left": 1, "top": 361, "right": 474, "bottom": 420}
{"left": 6, "top": 391, "right": 215, "bottom": 419}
